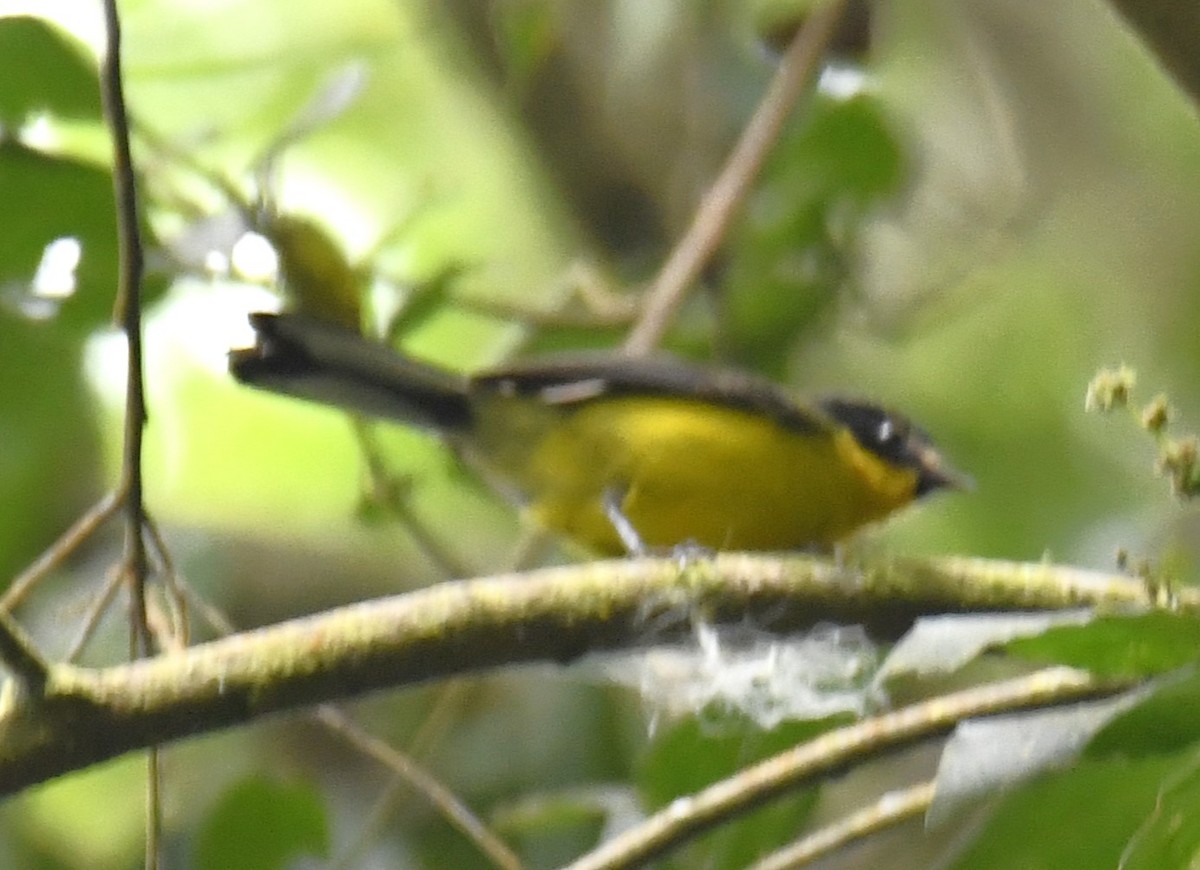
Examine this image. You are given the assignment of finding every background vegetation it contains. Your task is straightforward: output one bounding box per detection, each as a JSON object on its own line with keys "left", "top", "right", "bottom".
{"left": 2, "top": 0, "right": 1200, "bottom": 867}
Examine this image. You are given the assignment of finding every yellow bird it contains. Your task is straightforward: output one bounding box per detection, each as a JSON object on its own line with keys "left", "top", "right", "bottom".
{"left": 230, "top": 313, "right": 968, "bottom": 554}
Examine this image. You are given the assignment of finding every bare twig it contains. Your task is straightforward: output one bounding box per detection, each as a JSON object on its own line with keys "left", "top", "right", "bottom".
{"left": 65, "top": 566, "right": 127, "bottom": 663}
{"left": 623, "top": 0, "right": 850, "bottom": 355}
{"left": 145, "top": 749, "right": 162, "bottom": 870}
{"left": 1, "top": 490, "right": 124, "bottom": 613}
{"left": 315, "top": 706, "right": 523, "bottom": 870}
{"left": 99, "top": 2, "right": 160, "bottom": 864}
{"left": 143, "top": 516, "right": 189, "bottom": 647}
{"left": 175, "top": 577, "right": 518, "bottom": 869}
{"left": 563, "top": 669, "right": 1113, "bottom": 870}
{"left": 748, "top": 781, "right": 936, "bottom": 870}
{"left": 100, "top": 0, "right": 151, "bottom": 658}
{"left": 332, "top": 681, "right": 471, "bottom": 869}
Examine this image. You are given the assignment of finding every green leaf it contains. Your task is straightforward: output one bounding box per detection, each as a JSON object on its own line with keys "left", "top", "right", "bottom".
{"left": 1087, "top": 667, "right": 1200, "bottom": 757}
{"left": 1005, "top": 612, "right": 1200, "bottom": 678}
{"left": 0, "top": 16, "right": 101, "bottom": 125}
{"left": 638, "top": 713, "right": 844, "bottom": 807}
{"left": 636, "top": 714, "right": 843, "bottom": 868}
{"left": 0, "top": 140, "right": 120, "bottom": 332}
{"left": 1120, "top": 757, "right": 1200, "bottom": 870}
{"left": 0, "top": 311, "right": 100, "bottom": 582}
{"left": 946, "top": 755, "right": 1180, "bottom": 869}
{"left": 721, "top": 94, "right": 905, "bottom": 375}
{"left": 491, "top": 786, "right": 619, "bottom": 867}
{"left": 194, "top": 776, "right": 329, "bottom": 870}
{"left": 928, "top": 687, "right": 1150, "bottom": 826}
{"left": 878, "top": 611, "right": 1091, "bottom": 682}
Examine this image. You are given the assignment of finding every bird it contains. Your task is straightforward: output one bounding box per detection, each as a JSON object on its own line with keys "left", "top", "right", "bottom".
{"left": 230, "top": 312, "right": 968, "bottom": 555}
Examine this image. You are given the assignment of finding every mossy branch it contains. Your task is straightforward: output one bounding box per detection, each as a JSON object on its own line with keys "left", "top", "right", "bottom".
{"left": 0, "top": 552, "right": 1181, "bottom": 794}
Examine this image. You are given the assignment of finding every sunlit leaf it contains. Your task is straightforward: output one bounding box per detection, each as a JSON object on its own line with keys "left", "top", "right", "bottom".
{"left": 0, "top": 140, "right": 119, "bottom": 330}
{"left": 14, "top": 756, "right": 147, "bottom": 870}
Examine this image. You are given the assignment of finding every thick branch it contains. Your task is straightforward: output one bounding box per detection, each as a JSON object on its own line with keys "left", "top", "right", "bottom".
{"left": 0, "top": 553, "right": 1170, "bottom": 793}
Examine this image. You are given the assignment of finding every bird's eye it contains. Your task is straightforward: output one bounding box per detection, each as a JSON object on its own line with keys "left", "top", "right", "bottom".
{"left": 877, "top": 418, "right": 896, "bottom": 444}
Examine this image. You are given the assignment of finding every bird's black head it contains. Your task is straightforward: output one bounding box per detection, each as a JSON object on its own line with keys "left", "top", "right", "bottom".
{"left": 818, "top": 398, "right": 971, "bottom": 496}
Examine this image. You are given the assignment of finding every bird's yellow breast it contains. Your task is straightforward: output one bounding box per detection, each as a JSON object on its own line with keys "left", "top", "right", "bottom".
{"left": 470, "top": 395, "right": 920, "bottom": 554}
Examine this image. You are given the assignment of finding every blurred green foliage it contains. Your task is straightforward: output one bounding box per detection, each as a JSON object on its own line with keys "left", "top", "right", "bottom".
{"left": 194, "top": 777, "right": 329, "bottom": 870}
{"left": 1007, "top": 612, "right": 1200, "bottom": 678}
{"left": 1118, "top": 754, "right": 1200, "bottom": 870}
{"left": 721, "top": 92, "right": 905, "bottom": 375}
{"left": 946, "top": 755, "right": 1182, "bottom": 869}
{"left": 3, "top": 0, "right": 1200, "bottom": 868}
{"left": 637, "top": 715, "right": 833, "bottom": 867}
{"left": 1088, "top": 668, "right": 1200, "bottom": 758}
{"left": 0, "top": 15, "right": 99, "bottom": 123}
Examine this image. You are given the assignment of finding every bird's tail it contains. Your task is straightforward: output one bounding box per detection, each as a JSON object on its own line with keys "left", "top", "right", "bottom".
{"left": 229, "top": 312, "right": 474, "bottom": 432}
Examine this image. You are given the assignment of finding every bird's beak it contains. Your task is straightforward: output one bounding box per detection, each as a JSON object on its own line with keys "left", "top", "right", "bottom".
{"left": 915, "top": 447, "right": 974, "bottom": 496}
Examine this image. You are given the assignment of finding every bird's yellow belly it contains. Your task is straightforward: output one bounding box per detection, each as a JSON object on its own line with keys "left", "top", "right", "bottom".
{"left": 475, "top": 397, "right": 918, "bottom": 554}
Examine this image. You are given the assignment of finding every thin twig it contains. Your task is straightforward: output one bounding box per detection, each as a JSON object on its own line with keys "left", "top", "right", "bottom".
{"left": 175, "top": 576, "right": 520, "bottom": 869}
{"left": 65, "top": 565, "right": 126, "bottom": 662}
{"left": 315, "top": 706, "right": 523, "bottom": 870}
{"left": 175, "top": 576, "right": 236, "bottom": 637}
{"left": 100, "top": 0, "right": 152, "bottom": 658}
{"left": 145, "top": 749, "right": 162, "bottom": 870}
{"left": 748, "top": 781, "right": 937, "bottom": 870}
{"left": 350, "top": 419, "right": 474, "bottom": 578}
{"left": 563, "top": 668, "right": 1110, "bottom": 870}
{"left": 1, "top": 490, "right": 124, "bottom": 612}
{"left": 99, "top": 5, "right": 160, "bottom": 862}
{"left": 623, "top": 0, "right": 850, "bottom": 355}
{"left": 133, "top": 121, "right": 256, "bottom": 224}
{"left": 143, "top": 515, "right": 189, "bottom": 647}
{"left": 0, "top": 609, "right": 49, "bottom": 693}
{"left": 332, "top": 680, "right": 471, "bottom": 869}
{"left": 84, "top": 16, "right": 158, "bottom": 859}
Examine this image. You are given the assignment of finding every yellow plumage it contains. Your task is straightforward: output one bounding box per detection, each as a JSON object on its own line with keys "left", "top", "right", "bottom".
{"left": 475, "top": 397, "right": 919, "bottom": 553}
